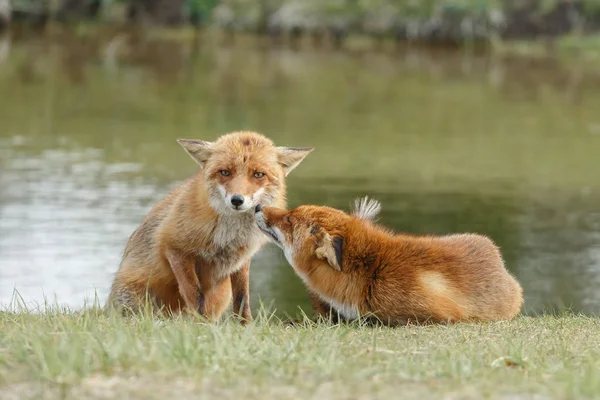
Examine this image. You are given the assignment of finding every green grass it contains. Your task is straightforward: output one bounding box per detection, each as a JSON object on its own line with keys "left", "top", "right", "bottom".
{"left": 1, "top": 306, "right": 600, "bottom": 399}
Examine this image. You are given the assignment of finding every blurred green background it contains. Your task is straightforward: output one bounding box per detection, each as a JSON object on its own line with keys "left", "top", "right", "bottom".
{"left": 1, "top": 0, "right": 600, "bottom": 318}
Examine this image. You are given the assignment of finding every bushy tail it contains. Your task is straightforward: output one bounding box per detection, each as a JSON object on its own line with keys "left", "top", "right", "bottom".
{"left": 351, "top": 196, "right": 382, "bottom": 221}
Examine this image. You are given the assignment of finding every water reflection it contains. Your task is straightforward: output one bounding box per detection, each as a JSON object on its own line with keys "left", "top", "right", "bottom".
{"left": 0, "top": 33, "right": 9, "bottom": 64}
{"left": 0, "top": 31, "right": 599, "bottom": 317}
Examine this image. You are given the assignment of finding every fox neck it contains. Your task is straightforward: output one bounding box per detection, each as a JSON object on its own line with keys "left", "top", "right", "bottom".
{"left": 305, "top": 263, "right": 366, "bottom": 321}
{"left": 305, "top": 226, "right": 384, "bottom": 320}
{"left": 207, "top": 191, "right": 268, "bottom": 249}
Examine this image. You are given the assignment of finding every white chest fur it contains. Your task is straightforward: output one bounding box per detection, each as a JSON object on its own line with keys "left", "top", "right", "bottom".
{"left": 197, "top": 211, "right": 266, "bottom": 280}
{"left": 318, "top": 293, "right": 360, "bottom": 320}
{"left": 282, "top": 246, "right": 359, "bottom": 320}
{"left": 212, "top": 211, "right": 261, "bottom": 249}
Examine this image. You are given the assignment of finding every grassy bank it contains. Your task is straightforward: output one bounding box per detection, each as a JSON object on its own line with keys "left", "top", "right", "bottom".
{"left": 1, "top": 310, "right": 599, "bottom": 399}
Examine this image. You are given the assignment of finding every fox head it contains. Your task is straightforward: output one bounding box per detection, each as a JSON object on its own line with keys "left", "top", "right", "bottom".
{"left": 177, "top": 131, "right": 313, "bottom": 213}
{"left": 254, "top": 197, "right": 381, "bottom": 276}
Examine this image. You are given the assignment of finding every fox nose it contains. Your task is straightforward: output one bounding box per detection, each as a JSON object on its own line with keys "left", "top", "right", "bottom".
{"left": 255, "top": 204, "right": 262, "bottom": 213}
{"left": 231, "top": 194, "right": 245, "bottom": 207}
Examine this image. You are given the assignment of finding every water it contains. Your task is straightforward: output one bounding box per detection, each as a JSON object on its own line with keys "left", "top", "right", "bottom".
{"left": 1, "top": 31, "right": 599, "bottom": 317}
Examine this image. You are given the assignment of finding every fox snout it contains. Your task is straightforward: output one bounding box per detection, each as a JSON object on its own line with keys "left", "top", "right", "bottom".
{"left": 219, "top": 187, "right": 262, "bottom": 212}
{"left": 254, "top": 206, "right": 284, "bottom": 246}
{"left": 229, "top": 194, "right": 246, "bottom": 209}
{"left": 254, "top": 205, "right": 269, "bottom": 231}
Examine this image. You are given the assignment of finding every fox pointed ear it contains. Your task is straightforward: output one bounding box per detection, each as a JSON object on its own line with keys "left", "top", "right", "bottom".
{"left": 276, "top": 147, "right": 314, "bottom": 176}
{"left": 177, "top": 139, "right": 213, "bottom": 168}
{"left": 315, "top": 233, "right": 343, "bottom": 271}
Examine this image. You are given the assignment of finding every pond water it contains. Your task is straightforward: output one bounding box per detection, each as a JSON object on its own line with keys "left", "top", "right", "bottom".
{"left": 1, "top": 31, "right": 599, "bottom": 317}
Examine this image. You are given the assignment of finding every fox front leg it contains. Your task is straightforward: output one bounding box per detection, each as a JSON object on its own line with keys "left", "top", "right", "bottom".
{"left": 165, "top": 249, "right": 202, "bottom": 313}
{"left": 230, "top": 260, "right": 252, "bottom": 325}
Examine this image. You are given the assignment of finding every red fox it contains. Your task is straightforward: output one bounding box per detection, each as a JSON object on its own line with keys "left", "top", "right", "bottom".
{"left": 254, "top": 197, "right": 523, "bottom": 325}
{"left": 107, "top": 131, "right": 313, "bottom": 323}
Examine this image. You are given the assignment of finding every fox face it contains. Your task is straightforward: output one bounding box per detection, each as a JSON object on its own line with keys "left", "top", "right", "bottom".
{"left": 255, "top": 197, "right": 381, "bottom": 276}
{"left": 178, "top": 132, "right": 313, "bottom": 213}
{"left": 254, "top": 203, "right": 350, "bottom": 278}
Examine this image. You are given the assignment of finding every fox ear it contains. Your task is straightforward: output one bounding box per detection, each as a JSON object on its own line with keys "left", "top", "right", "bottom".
{"left": 315, "top": 233, "right": 343, "bottom": 271}
{"left": 276, "top": 147, "right": 314, "bottom": 176}
{"left": 177, "top": 139, "right": 213, "bottom": 168}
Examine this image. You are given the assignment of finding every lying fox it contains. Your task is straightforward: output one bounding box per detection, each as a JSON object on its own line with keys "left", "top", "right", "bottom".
{"left": 255, "top": 197, "right": 523, "bottom": 325}
{"left": 107, "top": 131, "right": 313, "bottom": 323}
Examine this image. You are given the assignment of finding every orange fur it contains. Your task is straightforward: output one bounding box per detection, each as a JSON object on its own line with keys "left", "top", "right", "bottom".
{"left": 107, "top": 131, "right": 313, "bottom": 323}
{"left": 255, "top": 197, "right": 523, "bottom": 325}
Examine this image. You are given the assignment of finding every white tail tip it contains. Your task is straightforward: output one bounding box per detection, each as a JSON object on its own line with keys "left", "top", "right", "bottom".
{"left": 351, "top": 196, "right": 381, "bottom": 221}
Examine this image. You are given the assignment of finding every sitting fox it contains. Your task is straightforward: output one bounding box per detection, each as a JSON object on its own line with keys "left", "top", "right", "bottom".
{"left": 254, "top": 197, "right": 523, "bottom": 325}
{"left": 107, "top": 131, "right": 313, "bottom": 323}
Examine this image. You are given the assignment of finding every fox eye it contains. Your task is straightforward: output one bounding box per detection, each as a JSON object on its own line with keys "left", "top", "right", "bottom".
{"left": 285, "top": 215, "right": 291, "bottom": 223}
{"left": 219, "top": 170, "right": 231, "bottom": 177}
{"left": 253, "top": 171, "right": 265, "bottom": 179}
